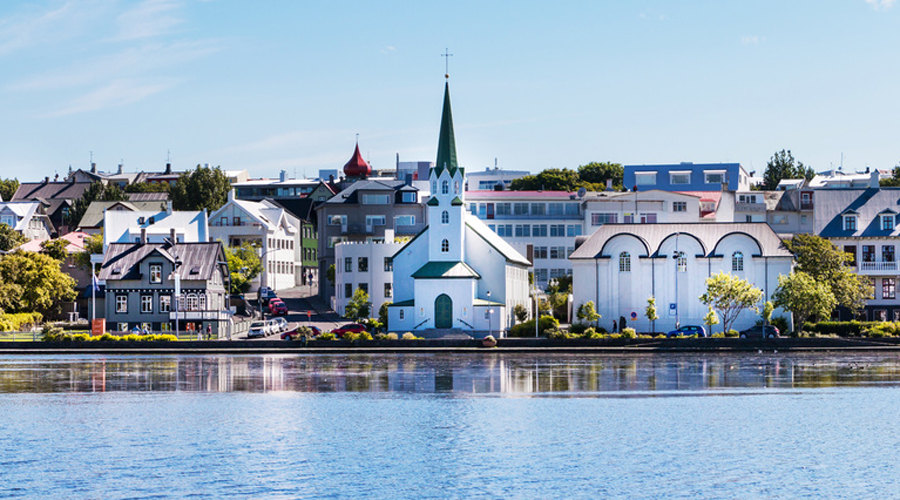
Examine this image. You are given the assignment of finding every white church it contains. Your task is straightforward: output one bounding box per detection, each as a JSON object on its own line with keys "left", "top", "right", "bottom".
{"left": 388, "top": 81, "right": 531, "bottom": 337}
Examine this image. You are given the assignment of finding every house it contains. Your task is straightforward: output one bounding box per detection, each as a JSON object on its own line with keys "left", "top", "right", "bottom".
{"left": 209, "top": 193, "right": 301, "bottom": 292}
{"left": 333, "top": 238, "right": 403, "bottom": 316}
{"left": 731, "top": 190, "right": 814, "bottom": 237}
{"left": 0, "top": 201, "right": 53, "bottom": 240}
{"left": 813, "top": 187, "right": 900, "bottom": 321}
{"left": 11, "top": 179, "right": 94, "bottom": 236}
{"left": 388, "top": 82, "right": 531, "bottom": 337}
{"left": 76, "top": 200, "right": 168, "bottom": 235}
{"left": 103, "top": 205, "right": 208, "bottom": 251}
{"left": 624, "top": 162, "right": 751, "bottom": 192}
{"left": 465, "top": 167, "right": 529, "bottom": 191}
{"left": 809, "top": 169, "right": 885, "bottom": 190}
{"left": 570, "top": 223, "right": 794, "bottom": 334}
{"left": 98, "top": 239, "right": 231, "bottom": 336}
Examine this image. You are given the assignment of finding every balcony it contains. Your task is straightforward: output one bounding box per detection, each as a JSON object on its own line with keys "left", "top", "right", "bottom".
{"left": 211, "top": 220, "right": 262, "bottom": 227}
{"left": 395, "top": 223, "right": 426, "bottom": 235}
{"left": 858, "top": 261, "right": 899, "bottom": 274}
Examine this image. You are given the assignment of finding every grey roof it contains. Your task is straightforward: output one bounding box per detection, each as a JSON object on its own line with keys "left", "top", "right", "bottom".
{"left": 78, "top": 200, "right": 167, "bottom": 229}
{"left": 99, "top": 242, "right": 226, "bottom": 281}
{"left": 324, "top": 179, "right": 414, "bottom": 204}
{"left": 12, "top": 181, "right": 93, "bottom": 202}
{"left": 815, "top": 188, "right": 900, "bottom": 238}
{"left": 127, "top": 192, "right": 170, "bottom": 202}
{"left": 570, "top": 222, "right": 792, "bottom": 259}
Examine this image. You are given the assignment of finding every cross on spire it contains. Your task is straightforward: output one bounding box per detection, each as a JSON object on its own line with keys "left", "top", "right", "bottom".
{"left": 442, "top": 48, "right": 453, "bottom": 79}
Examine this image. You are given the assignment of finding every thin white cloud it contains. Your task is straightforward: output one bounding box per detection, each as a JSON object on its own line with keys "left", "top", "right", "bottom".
{"left": 0, "top": 1, "right": 92, "bottom": 56}
{"left": 380, "top": 45, "right": 396, "bottom": 55}
{"left": 741, "top": 35, "right": 764, "bottom": 45}
{"left": 866, "top": 0, "right": 896, "bottom": 10}
{"left": 114, "top": 0, "right": 185, "bottom": 41}
{"left": 43, "top": 78, "right": 179, "bottom": 117}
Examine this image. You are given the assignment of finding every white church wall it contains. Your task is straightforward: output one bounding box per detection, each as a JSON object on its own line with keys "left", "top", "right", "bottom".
{"left": 390, "top": 231, "right": 429, "bottom": 304}
{"left": 413, "top": 278, "right": 476, "bottom": 330}
{"left": 334, "top": 240, "right": 402, "bottom": 317}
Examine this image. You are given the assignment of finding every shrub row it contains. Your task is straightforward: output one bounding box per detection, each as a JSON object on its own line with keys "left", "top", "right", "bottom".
{"left": 801, "top": 321, "right": 900, "bottom": 337}
{"left": 0, "top": 313, "right": 43, "bottom": 332}
{"left": 509, "top": 316, "right": 560, "bottom": 337}
{"left": 42, "top": 326, "right": 177, "bottom": 342}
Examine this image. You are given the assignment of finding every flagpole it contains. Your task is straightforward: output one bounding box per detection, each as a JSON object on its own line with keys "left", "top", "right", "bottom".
{"left": 91, "top": 265, "right": 96, "bottom": 322}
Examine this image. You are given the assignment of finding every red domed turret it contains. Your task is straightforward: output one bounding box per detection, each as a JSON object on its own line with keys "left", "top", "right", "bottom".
{"left": 343, "top": 143, "right": 371, "bottom": 178}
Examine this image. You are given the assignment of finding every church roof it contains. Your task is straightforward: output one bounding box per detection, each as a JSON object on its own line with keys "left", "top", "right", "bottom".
{"left": 465, "top": 216, "right": 532, "bottom": 266}
{"left": 343, "top": 143, "right": 371, "bottom": 178}
{"left": 412, "top": 261, "right": 481, "bottom": 279}
{"left": 432, "top": 82, "right": 461, "bottom": 178}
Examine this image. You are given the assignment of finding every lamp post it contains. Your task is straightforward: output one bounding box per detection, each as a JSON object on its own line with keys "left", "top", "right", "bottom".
{"left": 172, "top": 258, "right": 182, "bottom": 338}
{"left": 486, "top": 290, "right": 492, "bottom": 338}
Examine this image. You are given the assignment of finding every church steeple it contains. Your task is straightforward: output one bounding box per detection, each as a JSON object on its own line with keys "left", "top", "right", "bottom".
{"left": 433, "top": 82, "right": 459, "bottom": 177}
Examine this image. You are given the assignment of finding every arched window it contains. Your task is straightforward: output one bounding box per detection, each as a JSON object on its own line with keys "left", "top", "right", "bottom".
{"left": 441, "top": 239, "right": 449, "bottom": 252}
{"left": 441, "top": 210, "right": 449, "bottom": 224}
{"left": 186, "top": 293, "right": 198, "bottom": 311}
{"left": 399, "top": 310, "right": 405, "bottom": 320}
{"left": 675, "top": 251, "right": 687, "bottom": 272}
{"left": 619, "top": 252, "right": 631, "bottom": 272}
{"left": 198, "top": 293, "right": 207, "bottom": 311}
{"left": 732, "top": 251, "right": 744, "bottom": 272}
{"left": 419, "top": 307, "right": 425, "bottom": 317}
{"left": 454, "top": 181, "right": 459, "bottom": 194}
{"left": 432, "top": 181, "right": 437, "bottom": 194}
{"left": 441, "top": 180, "right": 449, "bottom": 194}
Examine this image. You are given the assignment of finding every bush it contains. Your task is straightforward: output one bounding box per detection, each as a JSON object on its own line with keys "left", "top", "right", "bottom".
{"left": 621, "top": 327, "right": 636, "bottom": 339}
{"left": 569, "top": 323, "right": 589, "bottom": 335}
{"left": 801, "top": 321, "right": 896, "bottom": 337}
{"left": 0, "top": 312, "right": 43, "bottom": 332}
{"left": 317, "top": 332, "right": 336, "bottom": 341}
{"left": 581, "top": 327, "right": 602, "bottom": 339}
{"left": 726, "top": 329, "right": 739, "bottom": 337}
{"left": 770, "top": 316, "right": 789, "bottom": 335}
{"left": 41, "top": 324, "right": 64, "bottom": 341}
{"left": 401, "top": 332, "right": 419, "bottom": 340}
{"left": 375, "top": 332, "right": 399, "bottom": 340}
{"left": 509, "top": 315, "right": 559, "bottom": 337}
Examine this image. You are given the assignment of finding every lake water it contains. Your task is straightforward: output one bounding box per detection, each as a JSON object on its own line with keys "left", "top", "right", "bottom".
{"left": 2, "top": 352, "right": 899, "bottom": 499}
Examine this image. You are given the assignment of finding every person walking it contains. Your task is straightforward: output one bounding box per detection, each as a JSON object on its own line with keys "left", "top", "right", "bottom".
{"left": 206, "top": 324, "right": 212, "bottom": 341}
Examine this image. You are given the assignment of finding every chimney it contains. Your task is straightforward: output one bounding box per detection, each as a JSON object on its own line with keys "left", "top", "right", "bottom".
{"left": 43, "top": 176, "right": 49, "bottom": 184}
{"left": 117, "top": 163, "right": 123, "bottom": 175}
{"left": 164, "top": 162, "right": 172, "bottom": 175}
{"left": 404, "top": 173, "right": 412, "bottom": 186}
{"left": 279, "top": 170, "right": 287, "bottom": 182}
{"left": 228, "top": 189, "right": 235, "bottom": 202}
{"left": 91, "top": 162, "right": 97, "bottom": 174}
{"left": 166, "top": 201, "right": 173, "bottom": 214}
{"left": 721, "top": 180, "right": 729, "bottom": 192}
{"left": 140, "top": 228, "right": 147, "bottom": 244}
{"left": 170, "top": 228, "right": 177, "bottom": 246}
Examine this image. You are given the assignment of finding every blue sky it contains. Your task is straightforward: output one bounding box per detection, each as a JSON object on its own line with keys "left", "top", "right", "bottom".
{"left": 1, "top": 0, "right": 899, "bottom": 180}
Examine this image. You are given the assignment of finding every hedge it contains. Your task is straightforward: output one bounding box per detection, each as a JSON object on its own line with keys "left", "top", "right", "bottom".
{"left": 509, "top": 316, "right": 559, "bottom": 337}
{"left": 802, "top": 321, "right": 900, "bottom": 337}
{"left": 0, "top": 313, "right": 43, "bottom": 332}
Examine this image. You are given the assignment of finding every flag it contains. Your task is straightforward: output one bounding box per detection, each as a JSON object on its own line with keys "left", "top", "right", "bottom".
{"left": 92, "top": 274, "right": 100, "bottom": 292}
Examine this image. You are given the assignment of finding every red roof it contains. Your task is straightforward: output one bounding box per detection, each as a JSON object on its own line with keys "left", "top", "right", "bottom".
{"left": 343, "top": 144, "right": 371, "bottom": 177}
{"left": 465, "top": 190, "right": 578, "bottom": 198}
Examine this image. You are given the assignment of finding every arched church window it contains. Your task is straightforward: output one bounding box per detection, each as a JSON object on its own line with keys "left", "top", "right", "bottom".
{"left": 432, "top": 181, "right": 437, "bottom": 194}
{"left": 675, "top": 251, "right": 687, "bottom": 272}
{"left": 454, "top": 181, "right": 459, "bottom": 194}
{"left": 419, "top": 307, "right": 425, "bottom": 317}
{"left": 463, "top": 307, "right": 467, "bottom": 317}
{"left": 732, "top": 251, "right": 744, "bottom": 272}
{"left": 399, "top": 310, "right": 405, "bottom": 320}
{"left": 441, "top": 210, "right": 449, "bottom": 224}
{"left": 441, "top": 180, "right": 449, "bottom": 195}
{"left": 441, "top": 239, "right": 449, "bottom": 253}
{"left": 619, "top": 252, "right": 631, "bottom": 272}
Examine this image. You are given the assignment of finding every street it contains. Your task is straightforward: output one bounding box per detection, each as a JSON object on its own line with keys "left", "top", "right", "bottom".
{"left": 239, "top": 286, "right": 347, "bottom": 340}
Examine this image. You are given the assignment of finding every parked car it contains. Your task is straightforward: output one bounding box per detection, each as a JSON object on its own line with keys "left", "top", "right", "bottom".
{"left": 666, "top": 325, "right": 707, "bottom": 338}
{"left": 258, "top": 286, "right": 277, "bottom": 305}
{"left": 247, "top": 321, "right": 268, "bottom": 339}
{"left": 739, "top": 325, "right": 779, "bottom": 339}
{"left": 281, "top": 325, "right": 321, "bottom": 340}
{"left": 331, "top": 323, "right": 367, "bottom": 338}
{"left": 268, "top": 299, "right": 288, "bottom": 316}
{"left": 272, "top": 317, "right": 288, "bottom": 333}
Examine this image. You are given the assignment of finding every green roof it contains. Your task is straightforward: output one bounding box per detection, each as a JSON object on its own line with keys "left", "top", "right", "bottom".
{"left": 432, "top": 82, "right": 459, "bottom": 178}
{"left": 426, "top": 197, "right": 440, "bottom": 206}
{"left": 411, "top": 261, "right": 481, "bottom": 279}
{"left": 388, "top": 299, "right": 414, "bottom": 307}
{"left": 473, "top": 298, "right": 505, "bottom": 306}
{"left": 451, "top": 196, "right": 464, "bottom": 206}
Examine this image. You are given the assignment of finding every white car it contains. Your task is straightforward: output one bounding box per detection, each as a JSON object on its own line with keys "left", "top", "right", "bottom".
{"left": 272, "top": 317, "right": 288, "bottom": 333}
{"left": 248, "top": 321, "right": 268, "bottom": 338}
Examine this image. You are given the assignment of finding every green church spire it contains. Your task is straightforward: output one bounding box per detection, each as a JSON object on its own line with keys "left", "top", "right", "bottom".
{"left": 434, "top": 82, "right": 459, "bottom": 177}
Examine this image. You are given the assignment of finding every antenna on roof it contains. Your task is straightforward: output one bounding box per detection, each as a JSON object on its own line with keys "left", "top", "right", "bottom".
{"left": 167, "top": 149, "right": 171, "bottom": 163}
{"left": 577, "top": 187, "right": 587, "bottom": 198}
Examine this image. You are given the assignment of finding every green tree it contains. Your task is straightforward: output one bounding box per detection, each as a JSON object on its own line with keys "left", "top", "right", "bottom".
{"left": 344, "top": 288, "right": 371, "bottom": 321}
{"left": 576, "top": 301, "right": 601, "bottom": 327}
{"left": 762, "top": 149, "right": 815, "bottom": 190}
{"left": 169, "top": 164, "right": 232, "bottom": 212}
{"left": 40, "top": 239, "right": 69, "bottom": 261}
{"left": 379, "top": 301, "right": 390, "bottom": 326}
{"left": 772, "top": 271, "right": 836, "bottom": 334}
{"left": 326, "top": 264, "right": 336, "bottom": 287}
{"left": 0, "top": 178, "right": 19, "bottom": 201}
{"left": 67, "top": 181, "right": 129, "bottom": 226}
{"left": 577, "top": 162, "right": 623, "bottom": 190}
{"left": 513, "top": 303, "right": 529, "bottom": 323}
{"left": 880, "top": 165, "right": 900, "bottom": 187}
{"left": 699, "top": 271, "right": 764, "bottom": 334}
{"left": 0, "top": 223, "right": 27, "bottom": 251}
{"left": 785, "top": 234, "right": 872, "bottom": 312}
{"left": 74, "top": 233, "right": 104, "bottom": 271}
{"left": 0, "top": 250, "right": 77, "bottom": 314}
{"left": 223, "top": 241, "right": 262, "bottom": 294}
{"left": 703, "top": 306, "right": 720, "bottom": 335}
{"left": 761, "top": 300, "right": 774, "bottom": 326}
{"left": 645, "top": 296, "right": 660, "bottom": 333}
{"left": 124, "top": 181, "right": 170, "bottom": 193}
{"left": 510, "top": 168, "right": 588, "bottom": 192}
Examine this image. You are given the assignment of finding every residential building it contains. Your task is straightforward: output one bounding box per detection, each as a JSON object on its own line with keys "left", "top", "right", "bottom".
{"left": 11, "top": 179, "right": 94, "bottom": 236}
{"left": 624, "top": 162, "right": 751, "bottom": 192}
{"left": 0, "top": 201, "right": 53, "bottom": 240}
{"left": 465, "top": 166, "right": 529, "bottom": 191}
{"left": 17, "top": 231, "right": 93, "bottom": 319}
{"left": 732, "top": 190, "right": 814, "bottom": 237}
{"left": 570, "top": 223, "right": 794, "bottom": 333}
{"left": 98, "top": 240, "right": 231, "bottom": 337}
{"left": 388, "top": 82, "right": 531, "bottom": 337}
{"left": 809, "top": 169, "right": 885, "bottom": 189}
{"left": 76, "top": 200, "right": 169, "bottom": 235}
{"left": 233, "top": 174, "right": 333, "bottom": 202}
{"left": 103, "top": 205, "right": 208, "bottom": 251}
{"left": 333, "top": 238, "right": 403, "bottom": 316}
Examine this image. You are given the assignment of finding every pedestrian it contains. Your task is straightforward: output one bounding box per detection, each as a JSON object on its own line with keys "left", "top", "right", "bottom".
{"left": 612, "top": 320, "right": 617, "bottom": 333}
{"left": 206, "top": 324, "right": 212, "bottom": 340}
{"left": 142, "top": 325, "right": 149, "bottom": 335}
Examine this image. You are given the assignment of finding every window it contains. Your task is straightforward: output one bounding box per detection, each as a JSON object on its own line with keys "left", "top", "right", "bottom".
{"left": 384, "top": 257, "right": 392, "bottom": 271}
{"left": 844, "top": 215, "right": 857, "bottom": 231}
{"left": 359, "top": 283, "right": 368, "bottom": 294}
{"left": 675, "top": 251, "right": 687, "bottom": 272}
{"left": 844, "top": 245, "right": 857, "bottom": 266}
{"left": 432, "top": 181, "right": 437, "bottom": 193}
{"left": 549, "top": 224, "right": 565, "bottom": 237}
{"left": 732, "top": 251, "right": 744, "bottom": 272}
{"left": 441, "top": 239, "right": 449, "bottom": 252}
{"left": 401, "top": 192, "right": 417, "bottom": 203}
{"left": 141, "top": 295, "right": 153, "bottom": 313}
{"left": 863, "top": 245, "right": 876, "bottom": 263}
{"left": 186, "top": 293, "right": 199, "bottom": 311}
{"left": 673, "top": 201, "right": 687, "bottom": 212}
{"left": 441, "top": 180, "right": 449, "bottom": 194}
{"left": 704, "top": 171, "right": 725, "bottom": 184}
{"left": 395, "top": 215, "right": 415, "bottom": 226}
{"left": 772, "top": 215, "right": 787, "bottom": 225}
{"left": 496, "top": 203, "right": 511, "bottom": 216}
{"left": 366, "top": 215, "right": 386, "bottom": 226}
{"left": 384, "top": 283, "right": 392, "bottom": 298}
{"left": 160, "top": 295, "right": 171, "bottom": 313}
{"left": 345, "top": 257, "right": 352, "bottom": 272}
{"left": 591, "top": 213, "right": 617, "bottom": 226}
{"left": 548, "top": 203, "right": 563, "bottom": 216}
{"left": 329, "top": 237, "right": 347, "bottom": 248}
{"left": 566, "top": 225, "right": 582, "bottom": 237}
{"left": 619, "top": 252, "right": 631, "bottom": 272}
{"left": 399, "top": 310, "right": 405, "bottom": 320}
{"left": 550, "top": 246, "right": 566, "bottom": 259}
{"left": 198, "top": 293, "right": 206, "bottom": 311}
{"left": 496, "top": 224, "right": 513, "bottom": 237}
{"left": 883, "top": 215, "right": 895, "bottom": 231}
{"left": 515, "top": 224, "right": 530, "bottom": 237}
{"left": 116, "top": 295, "right": 128, "bottom": 313}
{"left": 149, "top": 264, "right": 162, "bottom": 283}
{"left": 738, "top": 194, "right": 757, "bottom": 204}
{"left": 624, "top": 213, "right": 634, "bottom": 224}
{"left": 801, "top": 215, "right": 808, "bottom": 225}
{"left": 118, "top": 323, "right": 128, "bottom": 332}
{"left": 441, "top": 210, "right": 449, "bottom": 224}
{"left": 884, "top": 278, "right": 896, "bottom": 299}
{"left": 358, "top": 257, "right": 368, "bottom": 272}
{"left": 362, "top": 194, "right": 390, "bottom": 205}
{"left": 640, "top": 213, "right": 657, "bottom": 224}
{"left": 532, "top": 224, "right": 547, "bottom": 237}
{"left": 534, "top": 269, "right": 548, "bottom": 282}
{"left": 635, "top": 172, "right": 656, "bottom": 186}
{"left": 513, "top": 203, "right": 529, "bottom": 215}
{"left": 670, "top": 172, "right": 691, "bottom": 185}
{"left": 533, "top": 246, "right": 547, "bottom": 259}
{"left": 884, "top": 245, "right": 895, "bottom": 262}
{"left": 454, "top": 181, "right": 459, "bottom": 194}
{"left": 565, "top": 204, "right": 580, "bottom": 216}
{"left": 345, "top": 283, "right": 352, "bottom": 299}
{"left": 329, "top": 215, "right": 347, "bottom": 226}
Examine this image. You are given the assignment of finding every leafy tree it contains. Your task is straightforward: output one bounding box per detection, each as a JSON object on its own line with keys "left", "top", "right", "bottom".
{"left": 762, "top": 149, "right": 815, "bottom": 190}
{"left": 510, "top": 168, "right": 586, "bottom": 192}
{"left": 169, "top": 164, "right": 232, "bottom": 213}
{"left": 578, "top": 162, "right": 624, "bottom": 190}
{"left": 699, "top": 271, "right": 764, "bottom": 334}
{"left": 784, "top": 234, "right": 872, "bottom": 312}
{"left": 223, "top": 241, "right": 262, "bottom": 294}
{"left": 880, "top": 165, "right": 900, "bottom": 187}
{"left": 772, "top": 272, "right": 836, "bottom": 334}
{"left": 326, "top": 264, "right": 336, "bottom": 287}
{"left": 513, "top": 303, "right": 529, "bottom": 323}
{"left": 703, "top": 306, "right": 720, "bottom": 335}
{"left": 67, "top": 181, "right": 129, "bottom": 226}
{"left": 0, "top": 223, "right": 26, "bottom": 251}
{"left": 0, "top": 178, "right": 19, "bottom": 201}
{"left": 344, "top": 288, "right": 371, "bottom": 321}
{"left": 379, "top": 301, "right": 390, "bottom": 326}
{"left": 74, "top": 233, "right": 104, "bottom": 271}
{"left": 40, "top": 239, "right": 69, "bottom": 261}
{"left": 0, "top": 250, "right": 77, "bottom": 314}
{"left": 645, "top": 296, "right": 659, "bottom": 333}
{"left": 761, "top": 300, "right": 774, "bottom": 326}
{"left": 576, "top": 301, "right": 601, "bottom": 327}
{"left": 124, "top": 182, "right": 170, "bottom": 193}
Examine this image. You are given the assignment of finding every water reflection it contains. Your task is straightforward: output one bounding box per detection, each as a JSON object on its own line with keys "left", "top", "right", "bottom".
{"left": 1, "top": 353, "right": 900, "bottom": 394}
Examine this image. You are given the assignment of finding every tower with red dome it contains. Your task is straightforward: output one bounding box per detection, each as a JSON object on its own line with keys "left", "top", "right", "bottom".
{"left": 343, "top": 142, "right": 371, "bottom": 179}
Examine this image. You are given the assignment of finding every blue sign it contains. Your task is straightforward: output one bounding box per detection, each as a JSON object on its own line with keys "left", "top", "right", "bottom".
{"left": 669, "top": 303, "right": 677, "bottom": 316}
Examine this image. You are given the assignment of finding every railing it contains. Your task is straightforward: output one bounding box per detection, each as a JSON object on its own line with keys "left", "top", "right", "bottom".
{"left": 210, "top": 220, "right": 262, "bottom": 227}
{"left": 800, "top": 202, "right": 814, "bottom": 210}
{"left": 474, "top": 213, "right": 581, "bottom": 220}
{"left": 415, "top": 318, "right": 430, "bottom": 329}
{"left": 457, "top": 318, "right": 474, "bottom": 329}
{"left": 858, "top": 261, "right": 899, "bottom": 272}
{"left": 395, "top": 223, "right": 426, "bottom": 235}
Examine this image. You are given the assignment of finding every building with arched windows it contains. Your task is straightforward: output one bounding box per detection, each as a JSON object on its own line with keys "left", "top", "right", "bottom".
{"left": 570, "top": 223, "right": 794, "bottom": 333}
{"left": 388, "top": 82, "right": 530, "bottom": 337}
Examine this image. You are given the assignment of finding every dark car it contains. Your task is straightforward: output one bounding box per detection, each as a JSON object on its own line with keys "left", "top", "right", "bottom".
{"left": 281, "top": 325, "right": 321, "bottom": 340}
{"left": 739, "top": 325, "right": 779, "bottom": 339}
{"left": 331, "top": 323, "right": 367, "bottom": 338}
{"left": 666, "top": 325, "right": 707, "bottom": 338}
{"left": 268, "top": 299, "right": 288, "bottom": 316}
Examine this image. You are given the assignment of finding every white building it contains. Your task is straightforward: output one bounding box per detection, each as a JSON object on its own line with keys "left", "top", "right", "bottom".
{"left": 465, "top": 167, "right": 529, "bottom": 191}
{"left": 333, "top": 238, "right": 402, "bottom": 316}
{"left": 0, "top": 201, "right": 53, "bottom": 240}
{"left": 103, "top": 205, "right": 208, "bottom": 251}
{"left": 209, "top": 193, "right": 300, "bottom": 292}
{"left": 388, "top": 82, "right": 531, "bottom": 338}
{"left": 570, "top": 223, "right": 794, "bottom": 334}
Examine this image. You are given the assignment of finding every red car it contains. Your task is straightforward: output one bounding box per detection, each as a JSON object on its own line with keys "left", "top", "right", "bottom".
{"left": 281, "top": 326, "right": 322, "bottom": 340}
{"left": 268, "top": 299, "right": 288, "bottom": 316}
{"left": 331, "top": 323, "right": 367, "bottom": 337}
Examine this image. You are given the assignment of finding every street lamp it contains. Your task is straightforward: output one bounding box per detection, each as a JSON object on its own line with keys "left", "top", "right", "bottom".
{"left": 486, "top": 290, "right": 492, "bottom": 338}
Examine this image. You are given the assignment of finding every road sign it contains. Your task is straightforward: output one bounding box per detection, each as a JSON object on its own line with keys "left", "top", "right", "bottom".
{"left": 630, "top": 311, "right": 637, "bottom": 320}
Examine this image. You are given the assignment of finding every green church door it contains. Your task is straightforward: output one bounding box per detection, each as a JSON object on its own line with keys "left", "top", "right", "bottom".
{"left": 435, "top": 294, "right": 453, "bottom": 329}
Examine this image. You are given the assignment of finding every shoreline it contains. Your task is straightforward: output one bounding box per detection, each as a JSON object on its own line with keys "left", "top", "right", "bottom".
{"left": 3, "top": 336, "right": 900, "bottom": 355}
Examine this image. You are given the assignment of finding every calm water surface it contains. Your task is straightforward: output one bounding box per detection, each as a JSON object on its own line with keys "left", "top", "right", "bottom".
{"left": 2, "top": 352, "right": 899, "bottom": 499}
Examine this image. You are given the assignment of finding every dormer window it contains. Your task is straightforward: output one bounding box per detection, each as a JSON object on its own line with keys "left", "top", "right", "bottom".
{"left": 883, "top": 215, "right": 895, "bottom": 231}
{"left": 844, "top": 215, "right": 857, "bottom": 231}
